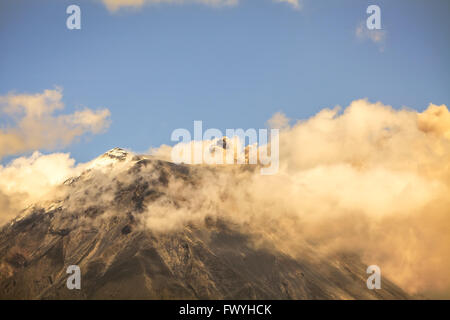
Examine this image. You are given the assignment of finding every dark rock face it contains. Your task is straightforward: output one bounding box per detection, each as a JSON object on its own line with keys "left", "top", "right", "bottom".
{"left": 0, "top": 150, "right": 410, "bottom": 300}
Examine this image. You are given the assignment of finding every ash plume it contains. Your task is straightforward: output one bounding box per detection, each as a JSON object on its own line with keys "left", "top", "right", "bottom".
{"left": 1, "top": 99, "right": 449, "bottom": 298}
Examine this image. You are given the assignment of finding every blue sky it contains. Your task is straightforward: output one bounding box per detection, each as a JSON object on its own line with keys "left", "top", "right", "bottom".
{"left": 1, "top": 0, "right": 449, "bottom": 163}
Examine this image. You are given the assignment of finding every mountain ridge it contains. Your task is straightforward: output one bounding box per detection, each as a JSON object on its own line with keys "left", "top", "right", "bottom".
{"left": 0, "top": 148, "right": 411, "bottom": 299}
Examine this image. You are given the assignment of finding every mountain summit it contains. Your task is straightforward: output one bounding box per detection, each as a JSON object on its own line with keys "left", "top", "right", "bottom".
{"left": 0, "top": 148, "right": 410, "bottom": 299}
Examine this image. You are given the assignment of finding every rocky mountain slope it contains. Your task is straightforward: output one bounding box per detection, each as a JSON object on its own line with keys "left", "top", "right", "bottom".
{"left": 0, "top": 148, "right": 410, "bottom": 299}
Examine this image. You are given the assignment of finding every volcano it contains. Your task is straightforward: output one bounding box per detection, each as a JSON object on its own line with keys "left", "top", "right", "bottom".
{"left": 0, "top": 148, "right": 410, "bottom": 299}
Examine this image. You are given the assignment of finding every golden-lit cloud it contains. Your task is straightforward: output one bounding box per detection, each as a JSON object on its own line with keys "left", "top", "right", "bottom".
{"left": 267, "top": 111, "right": 290, "bottom": 129}
{"left": 1, "top": 99, "right": 449, "bottom": 298}
{"left": 145, "top": 99, "right": 450, "bottom": 297}
{"left": 0, "top": 152, "right": 85, "bottom": 225}
{"left": 0, "top": 88, "right": 111, "bottom": 159}
{"left": 417, "top": 103, "right": 450, "bottom": 139}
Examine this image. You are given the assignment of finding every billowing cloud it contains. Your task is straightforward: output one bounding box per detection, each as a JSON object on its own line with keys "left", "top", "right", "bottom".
{"left": 0, "top": 152, "right": 85, "bottom": 224}
{"left": 101, "top": 0, "right": 300, "bottom": 12}
{"left": 0, "top": 88, "right": 111, "bottom": 159}
{"left": 417, "top": 103, "right": 450, "bottom": 139}
{"left": 1, "top": 99, "right": 450, "bottom": 298}
{"left": 145, "top": 99, "right": 450, "bottom": 297}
